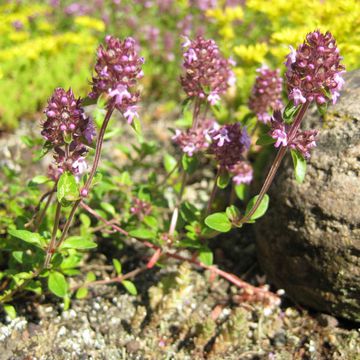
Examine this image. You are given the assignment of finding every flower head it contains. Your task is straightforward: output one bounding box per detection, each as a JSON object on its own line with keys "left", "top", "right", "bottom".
{"left": 42, "top": 88, "right": 94, "bottom": 147}
{"left": 181, "top": 36, "right": 234, "bottom": 105}
{"left": 172, "top": 119, "right": 215, "bottom": 156}
{"left": 42, "top": 88, "right": 95, "bottom": 178}
{"left": 130, "top": 198, "right": 152, "bottom": 220}
{"left": 290, "top": 129, "right": 318, "bottom": 159}
{"left": 209, "top": 123, "right": 250, "bottom": 168}
{"left": 269, "top": 111, "right": 289, "bottom": 148}
{"left": 228, "top": 161, "right": 253, "bottom": 185}
{"left": 285, "top": 30, "right": 345, "bottom": 105}
{"left": 249, "top": 66, "right": 283, "bottom": 124}
{"left": 269, "top": 111, "right": 318, "bottom": 158}
{"left": 90, "top": 36, "right": 144, "bottom": 121}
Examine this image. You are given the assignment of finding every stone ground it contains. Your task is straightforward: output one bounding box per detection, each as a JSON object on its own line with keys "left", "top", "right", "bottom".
{"left": 0, "top": 235, "right": 359, "bottom": 360}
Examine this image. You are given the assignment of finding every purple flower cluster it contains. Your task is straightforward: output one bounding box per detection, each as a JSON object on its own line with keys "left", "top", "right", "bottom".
{"left": 285, "top": 30, "right": 345, "bottom": 106}
{"left": 209, "top": 123, "right": 253, "bottom": 184}
{"left": 42, "top": 88, "right": 95, "bottom": 178}
{"left": 42, "top": 88, "right": 95, "bottom": 147}
{"left": 249, "top": 66, "right": 283, "bottom": 124}
{"left": 269, "top": 111, "right": 318, "bottom": 159}
{"left": 181, "top": 36, "right": 235, "bottom": 105}
{"left": 190, "top": 0, "right": 217, "bottom": 11}
{"left": 172, "top": 119, "right": 215, "bottom": 156}
{"left": 130, "top": 198, "right": 152, "bottom": 220}
{"left": 228, "top": 161, "right": 253, "bottom": 185}
{"left": 90, "top": 36, "right": 144, "bottom": 123}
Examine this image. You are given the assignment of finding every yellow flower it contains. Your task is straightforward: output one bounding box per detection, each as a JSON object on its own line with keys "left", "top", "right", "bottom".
{"left": 234, "top": 43, "right": 268, "bottom": 64}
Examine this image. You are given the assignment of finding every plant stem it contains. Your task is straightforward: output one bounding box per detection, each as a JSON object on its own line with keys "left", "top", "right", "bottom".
{"left": 81, "top": 203, "right": 278, "bottom": 302}
{"left": 239, "top": 102, "right": 310, "bottom": 224}
{"left": 44, "top": 201, "right": 62, "bottom": 269}
{"left": 71, "top": 266, "right": 147, "bottom": 291}
{"left": 56, "top": 106, "right": 114, "bottom": 249}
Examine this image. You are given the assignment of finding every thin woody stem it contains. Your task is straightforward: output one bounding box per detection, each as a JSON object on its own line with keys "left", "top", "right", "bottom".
{"left": 239, "top": 102, "right": 309, "bottom": 225}
{"left": 81, "top": 202, "right": 278, "bottom": 301}
{"left": 53, "top": 105, "right": 115, "bottom": 253}
{"left": 71, "top": 266, "right": 147, "bottom": 291}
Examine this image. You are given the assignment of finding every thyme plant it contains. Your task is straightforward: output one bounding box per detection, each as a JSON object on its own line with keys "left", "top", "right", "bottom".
{"left": 0, "top": 30, "right": 345, "bottom": 318}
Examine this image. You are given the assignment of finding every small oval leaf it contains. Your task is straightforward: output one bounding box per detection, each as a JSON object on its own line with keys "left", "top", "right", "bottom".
{"left": 204, "top": 212, "right": 232, "bottom": 233}
{"left": 48, "top": 271, "right": 68, "bottom": 298}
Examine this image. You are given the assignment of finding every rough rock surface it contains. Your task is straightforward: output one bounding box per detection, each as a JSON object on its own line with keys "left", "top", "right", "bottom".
{"left": 256, "top": 70, "right": 360, "bottom": 321}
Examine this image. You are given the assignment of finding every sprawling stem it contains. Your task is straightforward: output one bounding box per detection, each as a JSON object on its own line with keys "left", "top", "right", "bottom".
{"left": 44, "top": 201, "right": 62, "bottom": 268}
{"left": 71, "top": 266, "right": 147, "bottom": 291}
{"left": 239, "top": 102, "right": 310, "bottom": 224}
{"left": 81, "top": 203, "right": 278, "bottom": 302}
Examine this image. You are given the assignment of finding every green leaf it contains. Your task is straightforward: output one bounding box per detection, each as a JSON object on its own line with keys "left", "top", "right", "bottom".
{"left": 4, "top": 304, "right": 16, "bottom": 319}
{"left": 234, "top": 183, "right": 246, "bottom": 200}
{"left": 198, "top": 247, "right": 213, "bottom": 266}
{"left": 76, "top": 287, "right": 88, "bottom": 299}
{"left": 8, "top": 229, "right": 44, "bottom": 248}
{"left": 204, "top": 212, "right": 232, "bottom": 233}
{"left": 100, "top": 202, "right": 116, "bottom": 217}
{"left": 128, "top": 228, "right": 156, "bottom": 240}
{"left": 48, "top": 271, "right": 68, "bottom": 298}
{"left": 12, "top": 251, "right": 24, "bottom": 264}
{"left": 143, "top": 216, "right": 158, "bottom": 230}
{"left": 122, "top": 280, "right": 137, "bottom": 296}
{"left": 291, "top": 150, "right": 307, "bottom": 183}
{"left": 57, "top": 172, "right": 79, "bottom": 206}
{"left": 86, "top": 271, "right": 96, "bottom": 282}
{"left": 217, "top": 171, "right": 230, "bottom": 189}
{"left": 226, "top": 205, "right": 241, "bottom": 222}
{"left": 163, "top": 154, "right": 178, "bottom": 174}
{"left": 182, "top": 154, "right": 198, "bottom": 174}
{"left": 63, "top": 296, "right": 71, "bottom": 311}
{"left": 60, "top": 236, "right": 97, "bottom": 250}
{"left": 29, "top": 175, "right": 50, "bottom": 185}
{"left": 80, "top": 214, "right": 91, "bottom": 228}
{"left": 256, "top": 133, "right": 276, "bottom": 146}
{"left": 283, "top": 101, "right": 300, "bottom": 123}
{"left": 25, "top": 280, "right": 42, "bottom": 295}
{"left": 245, "top": 194, "right": 269, "bottom": 221}
{"left": 317, "top": 102, "right": 328, "bottom": 116}
{"left": 112, "top": 259, "right": 122, "bottom": 275}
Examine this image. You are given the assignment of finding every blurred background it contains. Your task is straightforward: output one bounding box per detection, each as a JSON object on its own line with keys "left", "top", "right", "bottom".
{"left": 0, "top": 0, "right": 359, "bottom": 131}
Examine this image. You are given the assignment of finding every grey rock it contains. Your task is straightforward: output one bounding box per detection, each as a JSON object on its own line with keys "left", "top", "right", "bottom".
{"left": 255, "top": 70, "right": 360, "bottom": 321}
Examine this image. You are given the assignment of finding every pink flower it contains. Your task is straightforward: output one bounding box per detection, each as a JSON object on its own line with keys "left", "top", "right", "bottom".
{"left": 249, "top": 66, "right": 283, "bottom": 123}
{"left": 289, "top": 88, "right": 307, "bottom": 106}
{"left": 285, "top": 30, "right": 345, "bottom": 105}
{"left": 181, "top": 36, "right": 234, "bottom": 105}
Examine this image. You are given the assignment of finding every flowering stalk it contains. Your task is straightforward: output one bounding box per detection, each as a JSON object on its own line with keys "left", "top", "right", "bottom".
{"left": 239, "top": 102, "right": 309, "bottom": 224}
{"left": 56, "top": 105, "right": 114, "bottom": 250}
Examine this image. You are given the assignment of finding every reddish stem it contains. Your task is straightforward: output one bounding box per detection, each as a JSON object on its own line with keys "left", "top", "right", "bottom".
{"left": 82, "top": 202, "right": 278, "bottom": 302}
{"left": 239, "top": 102, "right": 309, "bottom": 224}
